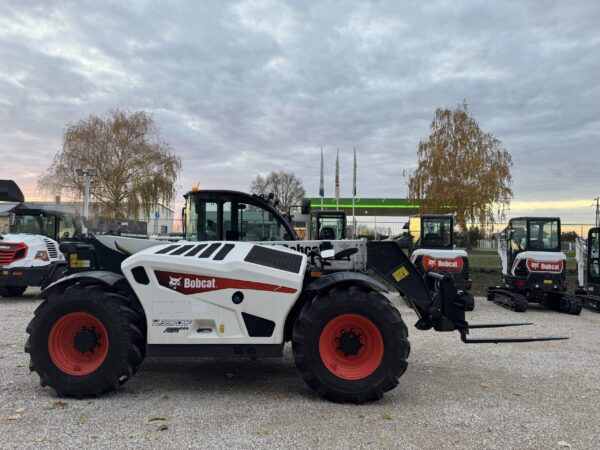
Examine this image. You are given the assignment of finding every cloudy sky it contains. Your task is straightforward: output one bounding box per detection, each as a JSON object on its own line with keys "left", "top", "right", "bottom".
{"left": 0, "top": 0, "right": 598, "bottom": 222}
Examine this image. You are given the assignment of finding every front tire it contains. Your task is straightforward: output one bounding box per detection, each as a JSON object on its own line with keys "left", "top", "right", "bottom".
{"left": 25, "top": 284, "right": 145, "bottom": 397}
{"left": 292, "top": 286, "right": 410, "bottom": 403}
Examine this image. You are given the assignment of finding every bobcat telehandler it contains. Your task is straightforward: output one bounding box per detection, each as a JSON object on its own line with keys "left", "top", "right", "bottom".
{"left": 25, "top": 190, "right": 564, "bottom": 403}
{"left": 487, "top": 217, "right": 581, "bottom": 314}
{"left": 0, "top": 180, "right": 80, "bottom": 297}
{"left": 574, "top": 227, "right": 600, "bottom": 312}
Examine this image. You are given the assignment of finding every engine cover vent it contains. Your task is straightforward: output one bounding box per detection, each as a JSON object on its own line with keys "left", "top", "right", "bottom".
{"left": 244, "top": 246, "right": 303, "bottom": 274}
{"left": 43, "top": 238, "right": 59, "bottom": 259}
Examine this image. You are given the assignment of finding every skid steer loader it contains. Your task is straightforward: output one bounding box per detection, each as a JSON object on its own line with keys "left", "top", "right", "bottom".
{"left": 487, "top": 217, "right": 581, "bottom": 314}
{"left": 25, "top": 190, "right": 565, "bottom": 403}
{"left": 574, "top": 228, "right": 600, "bottom": 312}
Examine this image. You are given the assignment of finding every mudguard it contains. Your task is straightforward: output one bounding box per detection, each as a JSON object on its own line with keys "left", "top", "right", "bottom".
{"left": 36, "top": 271, "right": 126, "bottom": 299}
{"left": 305, "top": 271, "right": 388, "bottom": 294}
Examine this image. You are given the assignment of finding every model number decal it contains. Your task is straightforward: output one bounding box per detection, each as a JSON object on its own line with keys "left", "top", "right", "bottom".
{"left": 152, "top": 319, "right": 192, "bottom": 327}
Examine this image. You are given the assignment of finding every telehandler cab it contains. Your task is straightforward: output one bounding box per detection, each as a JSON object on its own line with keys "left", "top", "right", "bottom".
{"left": 574, "top": 227, "right": 600, "bottom": 312}
{"left": 25, "top": 190, "right": 564, "bottom": 403}
{"left": 487, "top": 217, "right": 581, "bottom": 314}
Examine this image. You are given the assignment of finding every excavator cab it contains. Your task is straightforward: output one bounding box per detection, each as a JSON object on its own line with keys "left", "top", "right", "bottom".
{"left": 404, "top": 215, "right": 472, "bottom": 293}
{"left": 308, "top": 210, "right": 346, "bottom": 240}
{"left": 408, "top": 215, "right": 453, "bottom": 249}
{"left": 575, "top": 227, "right": 600, "bottom": 312}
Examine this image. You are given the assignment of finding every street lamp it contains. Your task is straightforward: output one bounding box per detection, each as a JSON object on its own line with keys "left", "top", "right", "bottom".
{"left": 76, "top": 168, "right": 98, "bottom": 220}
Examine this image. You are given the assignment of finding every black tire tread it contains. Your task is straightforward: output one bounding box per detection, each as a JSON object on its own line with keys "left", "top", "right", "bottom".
{"left": 25, "top": 284, "right": 146, "bottom": 397}
{"left": 292, "top": 285, "right": 410, "bottom": 404}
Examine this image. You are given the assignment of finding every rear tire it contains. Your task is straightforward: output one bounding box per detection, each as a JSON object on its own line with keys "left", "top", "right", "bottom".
{"left": 0, "top": 286, "right": 27, "bottom": 297}
{"left": 292, "top": 285, "right": 410, "bottom": 403}
{"left": 25, "top": 284, "right": 145, "bottom": 397}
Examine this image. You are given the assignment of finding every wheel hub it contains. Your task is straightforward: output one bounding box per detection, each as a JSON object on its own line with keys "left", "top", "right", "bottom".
{"left": 74, "top": 327, "right": 100, "bottom": 353}
{"left": 319, "top": 314, "right": 385, "bottom": 380}
{"left": 336, "top": 328, "right": 363, "bottom": 357}
{"left": 48, "top": 312, "right": 109, "bottom": 376}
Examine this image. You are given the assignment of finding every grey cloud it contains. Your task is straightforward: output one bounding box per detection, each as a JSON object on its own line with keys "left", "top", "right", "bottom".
{"left": 0, "top": 0, "right": 598, "bottom": 219}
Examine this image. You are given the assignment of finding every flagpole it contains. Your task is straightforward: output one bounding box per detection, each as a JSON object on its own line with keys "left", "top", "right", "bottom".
{"left": 319, "top": 147, "right": 324, "bottom": 211}
{"left": 335, "top": 148, "right": 340, "bottom": 210}
{"left": 353, "top": 148, "right": 357, "bottom": 239}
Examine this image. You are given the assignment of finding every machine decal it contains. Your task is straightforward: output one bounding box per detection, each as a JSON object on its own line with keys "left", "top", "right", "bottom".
{"left": 421, "top": 256, "right": 464, "bottom": 272}
{"left": 152, "top": 319, "right": 192, "bottom": 327}
{"left": 169, "top": 276, "right": 182, "bottom": 289}
{"left": 154, "top": 270, "right": 297, "bottom": 295}
{"left": 392, "top": 266, "right": 410, "bottom": 282}
{"left": 525, "top": 259, "right": 564, "bottom": 273}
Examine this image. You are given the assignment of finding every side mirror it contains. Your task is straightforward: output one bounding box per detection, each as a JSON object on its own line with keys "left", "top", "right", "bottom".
{"left": 334, "top": 247, "right": 359, "bottom": 260}
{"left": 321, "top": 249, "right": 335, "bottom": 259}
{"left": 301, "top": 199, "right": 311, "bottom": 215}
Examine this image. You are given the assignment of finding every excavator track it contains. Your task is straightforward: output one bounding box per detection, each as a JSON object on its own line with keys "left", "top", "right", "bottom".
{"left": 540, "top": 293, "right": 583, "bottom": 315}
{"left": 575, "top": 294, "right": 600, "bottom": 313}
{"left": 487, "top": 287, "right": 528, "bottom": 312}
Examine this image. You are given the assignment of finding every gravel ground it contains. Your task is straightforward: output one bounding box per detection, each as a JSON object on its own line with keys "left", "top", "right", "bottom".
{"left": 1, "top": 288, "right": 599, "bottom": 449}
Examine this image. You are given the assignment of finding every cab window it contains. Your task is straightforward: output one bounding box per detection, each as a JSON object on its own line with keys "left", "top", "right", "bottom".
{"left": 528, "top": 219, "right": 559, "bottom": 251}
{"left": 318, "top": 215, "right": 345, "bottom": 240}
{"left": 421, "top": 217, "right": 452, "bottom": 248}
{"left": 58, "top": 217, "right": 77, "bottom": 240}
{"left": 197, "top": 201, "right": 218, "bottom": 241}
{"left": 224, "top": 200, "right": 291, "bottom": 241}
{"left": 510, "top": 220, "right": 527, "bottom": 254}
{"left": 14, "top": 215, "right": 43, "bottom": 235}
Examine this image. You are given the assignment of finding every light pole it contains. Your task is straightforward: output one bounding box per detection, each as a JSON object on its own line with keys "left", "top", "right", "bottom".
{"left": 76, "top": 168, "right": 98, "bottom": 221}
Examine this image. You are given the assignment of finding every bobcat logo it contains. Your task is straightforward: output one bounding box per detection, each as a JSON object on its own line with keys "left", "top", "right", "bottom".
{"left": 169, "top": 276, "right": 182, "bottom": 289}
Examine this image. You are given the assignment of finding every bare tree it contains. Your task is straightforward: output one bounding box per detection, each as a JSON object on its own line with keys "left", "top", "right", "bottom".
{"left": 407, "top": 102, "right": 513, "bottom": 238}
{"left": 39, "top": 109, "right": 182, "bottom": 219}
{"left": 250, "top": 171, "right": 306, "bottom": 212}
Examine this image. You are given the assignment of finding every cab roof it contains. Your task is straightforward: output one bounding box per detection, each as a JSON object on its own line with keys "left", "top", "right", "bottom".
{"left": 13, "top": 208, "right": 73, "bottom": 218}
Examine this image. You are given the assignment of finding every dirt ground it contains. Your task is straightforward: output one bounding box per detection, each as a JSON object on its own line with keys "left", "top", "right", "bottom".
{"left": 1, "top": 288, "right": 599, "bottom": 449}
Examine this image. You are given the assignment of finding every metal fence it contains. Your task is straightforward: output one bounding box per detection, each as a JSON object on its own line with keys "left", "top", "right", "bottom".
{"left": 352, "top": 220, "right": 595, "bottom": 239}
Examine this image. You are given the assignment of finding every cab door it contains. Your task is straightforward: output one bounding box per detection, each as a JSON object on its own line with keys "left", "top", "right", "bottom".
{"left": 508, "top": 219, "right": 527, "bottom": 268}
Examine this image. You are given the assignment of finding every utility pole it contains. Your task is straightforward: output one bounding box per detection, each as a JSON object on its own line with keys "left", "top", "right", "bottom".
{"left": 76, "top": 168, "right": 98, "bottom": 231}
{"left": 595, "top": 197, "right": 599, "bottom": 228}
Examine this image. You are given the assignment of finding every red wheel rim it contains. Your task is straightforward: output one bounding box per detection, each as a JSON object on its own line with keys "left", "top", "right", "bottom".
{"left": 48, "top": 312, "right": 109, "bottom": 376}
{"left": 319, "top": 314, "right": 384, "bottom": 380}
